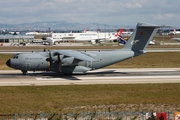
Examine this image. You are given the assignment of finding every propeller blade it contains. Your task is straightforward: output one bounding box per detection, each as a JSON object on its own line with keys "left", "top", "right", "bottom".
{"left": 58, "top": 54, "right": 62, "bottom": 72}
{"left": 56, "top": 53, "right": 62, "bottom": 72}
{"left": 46, "top": 50, "right": 53, "bottom": 70}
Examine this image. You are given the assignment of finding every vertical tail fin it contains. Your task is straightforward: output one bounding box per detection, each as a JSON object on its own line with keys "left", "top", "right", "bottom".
{"left": 173, "top": 28, "right": 176, "bottom": 33}
{"left": 122, "top": 22, "right": 161, "bottom": 51}
{"left": 115, "top": 29, "right": 123, "bottom": 36}
{"left": 118, "top": 35, "right": 127, "bottom": 44}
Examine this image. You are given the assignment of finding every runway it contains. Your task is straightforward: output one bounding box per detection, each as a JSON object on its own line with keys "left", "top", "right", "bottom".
{"left": 0, "top": 68, "right": 180, "bottom": 86}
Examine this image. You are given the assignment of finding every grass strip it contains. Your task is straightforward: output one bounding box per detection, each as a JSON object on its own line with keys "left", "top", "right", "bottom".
{"left": 0, "top": 84, "right": 179, "bottom": 113}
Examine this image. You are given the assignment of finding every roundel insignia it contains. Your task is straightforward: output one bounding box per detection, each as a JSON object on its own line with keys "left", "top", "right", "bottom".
{"left": 139, "top": 32, "right": 143, "bottom": 35}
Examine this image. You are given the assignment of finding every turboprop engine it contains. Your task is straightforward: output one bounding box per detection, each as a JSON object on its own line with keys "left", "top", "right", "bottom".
{"left": 46, "top": 50, "right": 92, "bottom": 74}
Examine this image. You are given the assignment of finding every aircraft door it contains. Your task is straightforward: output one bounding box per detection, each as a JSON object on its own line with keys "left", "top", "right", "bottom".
{"left": 26, "top": 63, "right": 31, "bottom": 70}
{"left": 86, "top": 61, "right": 92, "bottom": 68}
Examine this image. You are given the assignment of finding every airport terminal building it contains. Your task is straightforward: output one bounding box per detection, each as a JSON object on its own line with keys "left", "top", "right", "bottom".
{"left": 0, "top": 35, "right": 34, "bottom": 44}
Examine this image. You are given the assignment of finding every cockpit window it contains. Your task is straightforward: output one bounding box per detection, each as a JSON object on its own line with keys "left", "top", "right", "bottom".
{"left": 12, "top": 55, "right": 18, "bottom": 59}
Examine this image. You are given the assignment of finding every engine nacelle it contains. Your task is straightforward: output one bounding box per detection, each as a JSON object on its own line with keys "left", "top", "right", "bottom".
{"left": 61, "top": 57, "right": 81, "bottom": 65}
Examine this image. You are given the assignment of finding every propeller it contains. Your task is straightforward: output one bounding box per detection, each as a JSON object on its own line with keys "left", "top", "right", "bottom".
{"left": 54, "top": 52, "right": 62, "bottom": 72}
{"left": 46, "top": 50, "right": 53, "bottom": 70}
{"left": 46, "top": 51, "right": 64, "bottom": 72}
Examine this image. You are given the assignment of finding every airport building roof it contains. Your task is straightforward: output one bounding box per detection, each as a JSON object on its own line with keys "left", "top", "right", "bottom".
{"left": 0, "top": 34, "right": 34, "bottom": 43}
{"left": 0, "top": 34, "right": 34, "bottom": 39}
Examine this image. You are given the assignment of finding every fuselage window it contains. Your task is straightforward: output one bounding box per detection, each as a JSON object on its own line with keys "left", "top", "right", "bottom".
{"left": 25, "top": 58, "right": 42, "bottom": 60}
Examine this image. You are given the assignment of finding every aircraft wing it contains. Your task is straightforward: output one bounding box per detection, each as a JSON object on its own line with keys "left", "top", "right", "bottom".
{"left": 171, "top": 38, "right": 180, "bottom": 41}
{"left": 54, "top": 50, "right": 96, "bottom": 62}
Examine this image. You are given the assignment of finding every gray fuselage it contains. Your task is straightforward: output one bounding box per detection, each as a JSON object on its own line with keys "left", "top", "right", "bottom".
{"left": 6, "top": 50, "right": 137, "bottom": 74}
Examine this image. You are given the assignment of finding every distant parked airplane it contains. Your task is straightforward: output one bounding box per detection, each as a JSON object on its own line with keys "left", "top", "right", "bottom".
{"left": 48, "top": 30, "right": 116, "bottom": 44}
{"left": 25, "top": 31, "right": 48, "bottom": 35}
{"left": 9, "top": 31, "right": 20, "bottom": 35}
{"left": 70, "top": 31, "right": 115, "bottom": 44}
{"left": 45, "top": 37, "right": 62, "bottom": 45}
{"left": 169, "top": 29, "right": 180, "bottom": 35}
{"left": 170, "top": 34, "right": 180, "bottom": 42}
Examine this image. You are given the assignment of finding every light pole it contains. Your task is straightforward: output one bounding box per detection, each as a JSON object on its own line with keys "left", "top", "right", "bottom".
{"left": 162, "top": 24, "right": 165, "bottom": 45}
{"left": 105, "top": 24, "right": 106, "bottom": 42}
{"left": 97, "top": 25, "right": 99, "bottom": 39}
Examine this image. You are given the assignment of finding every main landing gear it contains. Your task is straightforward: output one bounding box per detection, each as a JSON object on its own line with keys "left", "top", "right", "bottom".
{"left": 21, "top": 70, "right": 27, "bottom": 75}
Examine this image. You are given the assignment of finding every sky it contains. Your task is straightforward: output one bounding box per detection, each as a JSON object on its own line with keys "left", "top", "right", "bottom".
{"left": 0, "top": 0, "right": 180, "bottom": 27}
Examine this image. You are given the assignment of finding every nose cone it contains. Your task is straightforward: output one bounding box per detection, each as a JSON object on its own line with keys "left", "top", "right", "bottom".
{"left": 6, "top": 59, "right": 11, "bottom": 67}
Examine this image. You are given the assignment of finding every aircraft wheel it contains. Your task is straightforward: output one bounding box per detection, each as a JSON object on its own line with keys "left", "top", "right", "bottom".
{"left": 22, "top": 70, "right": 27, "bottom": 75}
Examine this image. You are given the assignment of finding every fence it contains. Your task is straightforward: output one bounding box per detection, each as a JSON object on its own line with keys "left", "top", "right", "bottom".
{"left": 0, "top": 111, "right": 174, "bottom": 120}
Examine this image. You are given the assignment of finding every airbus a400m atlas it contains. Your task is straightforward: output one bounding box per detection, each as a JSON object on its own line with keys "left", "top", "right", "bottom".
{"left": 6, "top": 22, "right": 162, "bottom": 75}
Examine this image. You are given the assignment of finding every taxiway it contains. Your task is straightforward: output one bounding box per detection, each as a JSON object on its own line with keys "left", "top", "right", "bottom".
{"left": 0, "top": 68, "right": 180, "bottom": 86}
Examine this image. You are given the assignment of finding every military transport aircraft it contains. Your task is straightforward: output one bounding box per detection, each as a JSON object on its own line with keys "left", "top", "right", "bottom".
{"left": 6, "top": 22, "right": 163, "bottom": 75}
